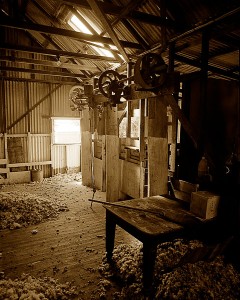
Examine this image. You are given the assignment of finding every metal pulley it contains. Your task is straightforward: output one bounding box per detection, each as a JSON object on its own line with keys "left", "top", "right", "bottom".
{"left": 98, "top": 70, "right": 126, "bottom": 106}
{"left": 134, "top": 53, "right": 167, "bottom": 90}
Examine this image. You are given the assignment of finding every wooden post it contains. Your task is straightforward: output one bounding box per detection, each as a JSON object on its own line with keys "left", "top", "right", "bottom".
{"left": 81, "top": 108, "right": 92, "bottom": 186}
{"left": 168, "top": 42, "right": 177, "bottom": 175}
{"left": 148, "top": 97, "right": 168, "bottom": 196}
{"left": 139, "top": 98, "right": 146, "bottom": 198}
{"left": 27, "top": 132, "right": 32, "bottom": 170}
{"left": 105, "top": 105, "right": 119, "bottom": 202}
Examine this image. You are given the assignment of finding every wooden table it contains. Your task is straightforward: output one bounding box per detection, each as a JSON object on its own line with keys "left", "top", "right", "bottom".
{"left": 104, "top": 195, "right": 204, "bottom": 296}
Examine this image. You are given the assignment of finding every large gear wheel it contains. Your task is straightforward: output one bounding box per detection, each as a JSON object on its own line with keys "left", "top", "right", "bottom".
{"left": 98, "top": 70, "right": 126, "bottom": 106}
{"left": 134, "top": 53, "right": 167, "bottom": 89}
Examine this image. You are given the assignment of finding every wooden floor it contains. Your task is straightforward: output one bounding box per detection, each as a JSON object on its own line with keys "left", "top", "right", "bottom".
{"left": 0, "top": 177, "right": 138, "bottom": 299}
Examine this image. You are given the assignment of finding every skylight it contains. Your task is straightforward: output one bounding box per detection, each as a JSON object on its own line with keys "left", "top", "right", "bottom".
{"left": 69, "top": 15, "right": 92, "bottom": 35}
{"left": 68, "top": 15, "right": 115, "bottom": 59}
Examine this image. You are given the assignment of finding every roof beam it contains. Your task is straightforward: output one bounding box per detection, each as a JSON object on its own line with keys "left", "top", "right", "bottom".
{"left": 1, "top": 76, "right": 78, "bottom": 84}
{"left": 0, "top": 56, "right": 99, "bottom": 71}
{"left": 60, "top": 0, "right": 175, "bottom": 27}
{"left": 0, "top": 66, "right": 87, "bottom": 79}
{"left": 0, "top": 15, "right": 143, "bottom": 50}
{"left": 0, "top": 43, "right": 120, "bottom": 62}
{"left": 99, "top": 0, "right": 149, "bottom": 50}
{"left": 86, "top": 0, "right": 129, "bottom": 62}
{"left": 174, "top": 54, "right": 239, "bottom": 81}
{"left": 169, "top": 7, "right": 240, "bottom": 44}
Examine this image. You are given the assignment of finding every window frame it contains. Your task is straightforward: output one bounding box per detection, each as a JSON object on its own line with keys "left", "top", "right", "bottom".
{"left": 51, "top": 117, "right": 81, "bottom": 145}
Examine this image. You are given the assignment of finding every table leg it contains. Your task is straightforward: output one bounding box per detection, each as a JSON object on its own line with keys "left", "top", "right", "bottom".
{"left": 142, "top": 242, "right": 157, "bottom": 296}
{"left": 106, "top": 210, "right": 116, "bottom": 260}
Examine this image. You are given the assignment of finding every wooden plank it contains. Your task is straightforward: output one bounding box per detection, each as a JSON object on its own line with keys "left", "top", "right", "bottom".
{"left": 6, "top": 133, "right": 51, "bottom": 137}
{"left": 139, "top": 99, "right": 146, "bottom": 198}
{"left": 8, "top": 161, "right": 52, "bottom": 167}
{"left": 0, "top": 168, "right": 9, "bottom": 173}
{"left": 102, "top": 135, "right": 106, "bottom": 192}
{"left": 81, "top": 131, "right": 92, "bottom": 187}
{"left": 148, "top": 97, "right": 167, "bottom": 138}
{"left": 106, "top": 135, "right": 119, "bottom": 202}
{"left": 93, "top": 157, "right": 103, "bottom": 190}
{"left": 106, "top": 106, "right": 118, "bottom": 135}
{"left": 0, "top": 159, "right": 7, "bottom": 164}
{"left": 121, "top": 160, "right": 140, "bottom": 199}
{"left": 148, "top": 137, "right": 168, "bottom": 196}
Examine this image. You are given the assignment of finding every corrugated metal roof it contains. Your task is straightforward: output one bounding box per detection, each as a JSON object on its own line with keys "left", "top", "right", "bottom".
{"left": 0, "top": 0, "right": 239, "bottom": 83}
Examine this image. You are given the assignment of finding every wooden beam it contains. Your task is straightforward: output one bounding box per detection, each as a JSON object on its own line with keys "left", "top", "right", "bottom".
{"left": 1, "top": 76, "right": 78, "bottom": 84}
{"left": 0, "top": 66, "right": 87, "bottom": 78}
{"left": 0, "top": 56, "right": 99, "bottom": 72}
{"left": 174, "top": 54, "right": 239, "bottom": 81}
{"left": 163, "top": 94, "right": 198, "bottom": 149}
{"left": 86, "top": 0, "right": 129, "bottom": 62}
{"left": 7, "top": 161, "right": 52, "bottom": 168}
{"left": 100, "top": 0, "right": 145, "bottom": 33}
{"left": 169, "top": 7, "right": 240, "bottom": 44}
{"left": 0, "top": 15, "right": 142, "bottom": 50}
{"left": 60, "top": 0, "right": 175, "bottom": 27}
{"left": 0, "top": 43, "right": 121, "bottom": 62}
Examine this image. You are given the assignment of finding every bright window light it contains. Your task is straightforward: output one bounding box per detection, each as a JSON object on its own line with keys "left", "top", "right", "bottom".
{"left": 77, "top": 10, "right": 102, "bottom": 35}
{"left": 53, "top": 119, "right": 81, "bottom": 144}
{"left": 109, "top": 45, "right": 118, "bottom": 50}
{"left": 68, "top": 14, "right": 116, "bottom": 58}
{"left": 91, "top": 42, "right": 114, "bottom": 58}
{"left": 69, "top": 15, "right": 92, "bottom": 35}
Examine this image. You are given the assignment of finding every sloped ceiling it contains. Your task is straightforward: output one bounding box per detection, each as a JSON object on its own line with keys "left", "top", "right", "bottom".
{"left": 0, "top": 0, "right": 239, "bottom": 83}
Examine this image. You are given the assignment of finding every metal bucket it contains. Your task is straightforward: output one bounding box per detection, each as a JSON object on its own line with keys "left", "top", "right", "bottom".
{"left": 31, "top": 169, "right": 43, "bottom": 182}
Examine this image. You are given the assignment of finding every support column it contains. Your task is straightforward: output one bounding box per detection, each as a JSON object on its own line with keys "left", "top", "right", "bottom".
{"left": 148, "top": 97, "right": 168, "bottom": 196}
{"left": 105, "top": 106, "right": 119, "bottom": 202}
{"left": 81, "top": 108, "right": 92, "bottom": 186}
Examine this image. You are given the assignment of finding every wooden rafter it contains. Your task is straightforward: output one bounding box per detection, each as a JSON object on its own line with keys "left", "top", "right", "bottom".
{"left": 102, "top": 0, "right": 146, "bottom": 30}
{"left": 0, "top": 43, "right": 120, "bottom": 62}
{"left": 0, "top": 56, "right": 99, "bottom": 71}
{"left": 0, "top": 15, "right": 143, "bottom": 50}
{"left": 174, "top": 54, "right": 239, "bottom": 81}
{"left": 99, "top": 0, "right": 149, "bottom": 50}
{"left": 60, "top": 0, "right": 175, "bottom": 27}
{"left": 0, "top": 66, "right": 87, "bottom": 78}
{"left": 86, "top": 0, "right": 129, "bottom": 62}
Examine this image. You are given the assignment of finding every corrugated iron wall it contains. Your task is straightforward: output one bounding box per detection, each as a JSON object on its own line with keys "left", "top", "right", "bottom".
{"left": 2, "top": 78, "right": 81, "bottom": 178}
{"left": 1, "top": 28, "right": 81, "bottom": 179}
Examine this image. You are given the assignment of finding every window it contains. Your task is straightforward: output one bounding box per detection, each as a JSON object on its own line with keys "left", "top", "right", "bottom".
{"left": 52, "top": 118, "right": 81, "bottom": 144}
{"left": 118, "top": 107, "right": 140, "bottom": 139}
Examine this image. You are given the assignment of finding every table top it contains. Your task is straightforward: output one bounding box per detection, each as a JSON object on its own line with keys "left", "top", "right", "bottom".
{"left": 104, "top": 195, "right": 203, "bottom": 237}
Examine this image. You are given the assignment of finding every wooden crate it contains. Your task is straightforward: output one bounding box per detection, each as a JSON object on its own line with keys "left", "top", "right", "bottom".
{"left": 172, "top": 179, "right": 199, "bottom": 202}
{"left": 190, "top": 191, "right": 220, "bottom": 219}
